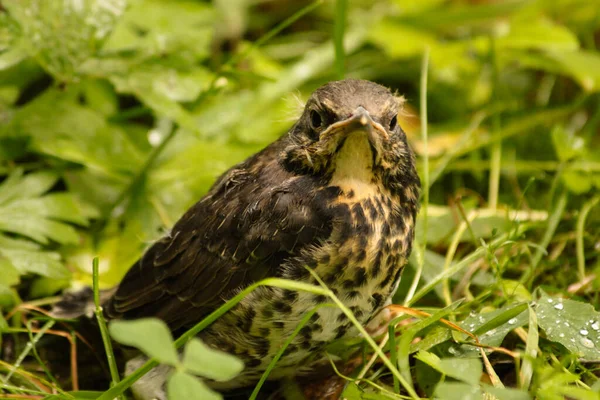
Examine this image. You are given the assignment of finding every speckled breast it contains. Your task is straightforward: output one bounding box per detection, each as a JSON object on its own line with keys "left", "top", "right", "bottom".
{"left": 200, "top": 182, "right": 415, "bottom": 389}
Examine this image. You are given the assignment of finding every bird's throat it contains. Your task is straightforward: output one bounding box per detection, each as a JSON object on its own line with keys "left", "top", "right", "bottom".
{"left": 330, "top": 131, "right": 378, "bottom": 199}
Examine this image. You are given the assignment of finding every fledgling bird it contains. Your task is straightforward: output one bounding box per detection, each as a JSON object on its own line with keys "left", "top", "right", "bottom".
{"left": 57, "top": 79, "right": 420, "bottom": 399}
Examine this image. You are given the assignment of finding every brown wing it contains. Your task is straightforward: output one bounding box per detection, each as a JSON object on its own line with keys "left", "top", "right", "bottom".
{"left": 104, "top": 141, "right": 333, "bottom": 331}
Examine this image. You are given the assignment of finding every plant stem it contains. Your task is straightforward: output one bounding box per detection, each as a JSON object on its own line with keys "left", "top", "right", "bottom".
{"left": 576, "top": 195, "right": 600, "bottom": 281}
{"left": 405, "top": 47, "right": 429, "bottom": 306}
{"left": 488, "top": 37, "right": 502, "bottom": 210}
{"left": 92, "top": 257, "right": 124, "bottom": 400}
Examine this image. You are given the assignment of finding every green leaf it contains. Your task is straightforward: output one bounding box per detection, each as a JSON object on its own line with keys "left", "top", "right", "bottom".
{"left": 484, "top": 386, "right": 531, "bottom": 400}
{"left": 496, "top": 17, "right": 579, "bottom": 52}
{"left": 104, "top": 0, "right": 214, "bottom": 60}
{"left": 0, "top": 170, "right": 58, "bottom": 205}
{"left": 546, "top": 50, "right": 600, "bottom": 92}
{"left": 1, "top": 88, "right": 144, "bottom": 176}
{"left": 4, "top": 0, "right": 126, "bottom": 80}
{"left": 167, "top": 371, "right": 222, "bottom": 400}
{"left": 0, "top": 248, "right": 69, "bottom": 280}
{"left": 453, "top": 303, "right": 529, "bottom": 356}
{"left": 109, "top": 318, "right": 179, "bottom": 365}
{"left": 415, "top": 351, "right": 482, "bottom": 385}
{"left": 0, "top": 257, "right": 19, "bottom": 286}
{"left": 182, "top": 338, "right": 244, "bottom": 382}
{"left": 434, "top": 382, "right": 483, "bottom": 400}
{"left": 535, "top": 290, "right": 600, "bottom": 359}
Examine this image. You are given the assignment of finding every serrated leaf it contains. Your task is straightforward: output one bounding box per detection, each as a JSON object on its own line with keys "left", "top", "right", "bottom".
{"left": 182, "top": 338, "right": 244, "bottom": 382}
{"left": 536, "top": 291, "right": 600, "bottom": 359}
{"left": 0, "top": 170, "right": 58, "bottom": 205}
{"left": 167, "top": 371, "right": 222, "bottom": 400}
{"left": 0, "top": 247, "right": 69, "bottom": 280}
{"left": 0, "top": 206, "right": 80, "bottom": 244}
{"left": 109, "top": 318, "right": 179, "bottom": 365}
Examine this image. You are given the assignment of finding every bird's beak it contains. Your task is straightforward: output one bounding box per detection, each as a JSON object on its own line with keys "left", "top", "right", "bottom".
{"left": 321, "top": 106, "right": 388, "bottom": 148}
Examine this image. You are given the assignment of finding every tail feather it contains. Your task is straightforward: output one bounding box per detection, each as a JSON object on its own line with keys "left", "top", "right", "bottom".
{"left": 51, "top": 286, "right": 116, "bottom": 319}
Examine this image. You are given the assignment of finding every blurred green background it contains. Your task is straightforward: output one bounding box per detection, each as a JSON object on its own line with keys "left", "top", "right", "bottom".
{"left": 0, "top": 0, "right": 599, "bottom": 303}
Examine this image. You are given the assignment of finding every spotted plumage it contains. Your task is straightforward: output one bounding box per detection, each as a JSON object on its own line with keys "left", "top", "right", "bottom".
{"left": 99, "top": 79, "right": 419, "bottom": 397}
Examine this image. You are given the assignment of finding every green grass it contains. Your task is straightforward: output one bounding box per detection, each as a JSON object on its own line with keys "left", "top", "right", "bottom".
{"left": 1, "top": 0, "right": 600, "bottom": 399}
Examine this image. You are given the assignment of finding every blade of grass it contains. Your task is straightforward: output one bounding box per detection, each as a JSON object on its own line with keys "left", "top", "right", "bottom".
{"left": 408, "top": 228, "right": 524, "bottom": 306}
{"left": 488, "top": 37, "right": 502, "bottom": 210}
{"left": 333, "top": 0, "right": 347, "bottom": 79}
{"left": 404, "top": 46, "right": 429, "bottom": 306}
{"left": 520, "top": 191, "right": 568, "bottom": 286}
{"left": 519, "top": 304, "right": 538, "bottom": 390}
{"left": 2, "top": 320, "right": 54, "bottom": 385}
{"left": 92, "top": 257, "right": 123, "bottom": 400}
{"left": 388, "top": 325, "right": 399, "bottom": 393}
{"left": 576, "top": 195, "right": 600, "bottom": 281}
{"left": 24, "top": 320, "right": 63, "bottom": 391}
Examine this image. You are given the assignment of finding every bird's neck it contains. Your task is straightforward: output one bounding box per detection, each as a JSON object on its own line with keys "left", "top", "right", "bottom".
{"left": 329, "top": 132, "right": 379, "bottom": 201}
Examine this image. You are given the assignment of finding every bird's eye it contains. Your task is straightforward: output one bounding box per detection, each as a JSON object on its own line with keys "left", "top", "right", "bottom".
{"left": 309, "top": 109, "right": 324, "bottom": 130}
{"left": 389, "top": 114, "right": 398, "bottom": 131}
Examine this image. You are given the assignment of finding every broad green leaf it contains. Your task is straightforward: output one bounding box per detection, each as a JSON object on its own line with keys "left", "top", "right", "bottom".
{"left": 415, "top": 351, "right": 482, "bottom": 385}
{"left": 167, "top": 371, "right": 222, "bottom": 400}
{"left": 109, "top": 318, "right": 179, "bottom": 365}
{"left": 535, "top": 291, "right": 600, "bottom": 359}
{"left": 0, "top": 257, "right": 19, "bottom": 286}
{"left": 0, "top": 284, "right": 15, "bottom": 308}
{"left": 104, "top": 0, "right": 213, "bottom": 60}
{"left": 546, "top": 50, "right": 600, "bottom": 92}
{"left": 453, "top": 303, "right": 529, "bottom": 356}
{"left": 182, "top": 338, "right": 244, "bottom": 382}
{"left": 1, "top": 88, "right": 144, "bottom": 175}
{"left": 497, "top": 17, "right": 579, "bottom": 52}
{"left": 551, "top": 125, "right": 585, "bottom": 162}
{"left": 484, "top": 386, "right": 531, "bottom": 400}
{"left": 434, "top": 382, "right": 483, "bottom": 400}
{"left": 0, "top": 45, "right": 28, "bottom": 71}
{"left": 410, "top": 325, "right": 452, "bottom": 354}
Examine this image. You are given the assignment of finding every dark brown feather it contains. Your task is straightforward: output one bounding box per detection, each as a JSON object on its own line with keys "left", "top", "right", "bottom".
{"left": 104, "top": 140, "right": 333, "bottom": 331}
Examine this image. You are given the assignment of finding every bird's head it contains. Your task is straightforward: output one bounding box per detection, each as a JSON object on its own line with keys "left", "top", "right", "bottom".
{"left": 282, "top": 79, "right": 420, "bottom": 199}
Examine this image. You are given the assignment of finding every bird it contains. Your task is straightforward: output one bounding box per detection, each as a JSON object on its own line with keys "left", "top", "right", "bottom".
{"left": 56, "top": 79, "right": 420, "bottom": 399}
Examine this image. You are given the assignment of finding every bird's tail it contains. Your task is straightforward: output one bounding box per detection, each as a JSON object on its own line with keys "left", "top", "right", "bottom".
{"left": 51, "top": 286, "right": 116, "bottom": 319}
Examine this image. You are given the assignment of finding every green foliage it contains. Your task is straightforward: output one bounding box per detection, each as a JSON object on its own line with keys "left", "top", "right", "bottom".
{"left": 1, "top": 0, "right": 600, "bottom": 399}
{"left": 109, "top": 318, "right": 243, "bottom": 400}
